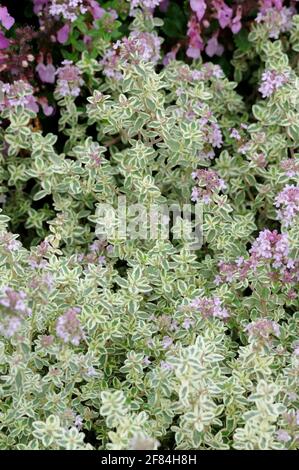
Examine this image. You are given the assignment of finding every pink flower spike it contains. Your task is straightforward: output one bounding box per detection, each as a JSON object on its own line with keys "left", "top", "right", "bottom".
{"left": 57, "top": 24, "right": 70, "bottom": 44}
{"left": 0, "top": 6, "right": 15, "bottom": 30}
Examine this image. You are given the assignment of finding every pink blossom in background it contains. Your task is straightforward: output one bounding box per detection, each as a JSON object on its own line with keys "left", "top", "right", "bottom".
{"left": 38, "top": 96, "right": 54, "bottom": 116}
{"left": 57, "top": 23, "right": 70, "bottom": 44}
{"left": 0, "top": 31, "right": 9, "bottom": 49}
{"left": 231, "top": 6, "right": 242, "bottom": 34}
{"left": 186, "top": 15, "right": 204, "bottom": 59}
{"left": 159, "top": 0, "right": 170, "bottom": 13}
{"left": 32, "top": 0, "right": 49, "bottom": 14}
{"left": 212, "top": 0, "right": 233, "bottom": 29}
{"left": 205, "top": 33, "right": 224, "bottom": 57}
{"left": 56, "top": 307, "right": 85, "bottom": 346}
{"left": 190, "top": 0, "right": 206, "bottom": 22}
{"left": 88, "top": 0, "right": 105, "bottom": 20}
{"left": 0, "top": 6, "right": 15, "bottom": 29}
{"left": 36, "top": 61, "right": 56, "bottom": 84}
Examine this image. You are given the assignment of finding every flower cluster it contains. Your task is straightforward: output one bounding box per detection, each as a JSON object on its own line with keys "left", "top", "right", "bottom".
{"left": 256, "top": 1, "right": 294, "bottom": 39}
{"left": 101, "top": 31, "right": 162, "bottom": 79}
{"left": 55, "top": 60, "right": 83, "bottom": 97}
{"left": 191, "top": 169, "right": 226, "bottom": 203}
{"left": 49, "top": 0, "right": 87, "bottom": 22}
{"left": 56, "top": 307, "right": 85, "bottom": 346}
{"left": 0, "top": 287, "right": 31, "bottom": 337}
{"left": 190, "top": 296, "right": 230, "bottom": 319}
{"left": 0, "top": 5, "right": 14, "bottom": 50}
{"left": 259, "top": 69, "right": 289, "bottom": 97}
{"left": 275, "top": 185, "right": 299, "bottom": 227}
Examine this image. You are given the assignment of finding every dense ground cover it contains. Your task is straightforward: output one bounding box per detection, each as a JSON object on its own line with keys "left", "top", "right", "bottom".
{"left": 0, "top": 0, "right": 298, "bottom": 450}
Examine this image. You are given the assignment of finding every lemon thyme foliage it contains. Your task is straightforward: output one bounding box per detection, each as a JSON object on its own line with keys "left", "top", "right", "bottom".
{"left": 0, "top": 8, "right": 298, "bottom": 451}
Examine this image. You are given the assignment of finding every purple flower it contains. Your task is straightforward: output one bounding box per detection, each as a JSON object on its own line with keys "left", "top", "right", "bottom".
{"left": 143, "top": 356, "right": 151, "bottom": 366}
{"left": 256, "top": 4, "right": 294, "bottom": 39}
{"left": 190, "top": 0, "right": 206, "bottom": 22}
{"left": 0, "top": 32, "right": 9, "bottom": 49}
{"left": 0, "top": 287, "right": 32, "bottom": 338}
{"left": 205, "top": 33, "right": 224, "bottom": 57}
{"left": 246, "top": 319, "right": 280, "bottom": 340}
{"left": 190, "top": 296, "right": 229, "bottom": 319}
{"left": 87, "top": 366, "right": 97, "bottom": 377}
{"left": 230, "top": 128, "right": 241, "bottom": 140}
{"left": 280, "top": 159, "right": 299, "bottom": 178}
{"left": 212, "top": 0, "right": 233, "bottom": 29}
{"left": 38, "top": 96, "right": 54, "bottom": 116}
{"left": 56, "top": 60, "right": 83, "bottom": 97}
{"left": 57, "top": 24, "right": 70, "bottom": 44}
{"left": 32, "top": 0, "right": 49, "bottom": 14}
{"left": 161, "top": 336, "right": 173, "bottom": 349}
{"left": 0, "top": 6, "right": 15, "bottom": 30}
{"left": 56, "top": 307, "right": 85, "bottom": 346}
{"left": 230, "top": 6, "right": 242, "bottom": 34}
{"left": 182, "top": 318, "right": 194, "bottom": 329}
{"left": 101, "top": 31, "right": 162, "bottom": 79}
{"left": 186, "top": 15, "right": 204, "bottom": 59}
{"left": 259, "top": 70, "right": 288, "bottom": 98}
{"left": 89, "top": 0, "right": 105, "bottom": 20}
{"left": 275, "top": 185, "right": 299, "bottom": 227}
{"left": 74, "top": 414, "right": 83, "bottom": 430}
{"left": 49, "top": 0, "right": 87, "bottom": 22}
{"left": 276, "top": 430, "right": 291, "bottom": 443}
{"left": 0, "top": 287, "right": 31, "bottom": 317}
{"left": 160, "top": 361, "right": 173, "bottom": 371}
{"left": 249, "top": 229, "right": 290, "bottom": 268}
{"left": 36, "top": 63, "right": 56, "bottom": 84}
{"left": 191, "top": 168, "right": 226, "bottom": 203}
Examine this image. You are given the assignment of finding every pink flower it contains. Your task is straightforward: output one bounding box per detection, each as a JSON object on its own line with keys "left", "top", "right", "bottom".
{"left": 0, "top": 31, "right": 9, "bottom": 49}
{"left": 212, "top": 0, "right": 233, "bottom": 29}
{"left": 231, "top": 6, "right": 242, "bottom": 34}
{"left": 89, "top": 0, "right": 105, "bottom": 19}
{"left": 56, "top": 307, "right": 85, "bottom": 346}
{"left": 36, "top": 63, "right": 56, "bottom": 84}
{"left": 205, "top": 33, "right": 224, "bottom": 57}
{"left": 190, "top": 0, "right": 206, "bottom": 22}
{"left": 259, "top": 70, "right": 288, "bottom": 98}
{"left": 186, "top": 15, "right": 204, "bottom": 59}
{"left": 57, "top": 24, "right": 70, "bottom": 44}
{"left": 190, "top": 296, "right": 229, "bottom": 319}
{"left": 280, "top": 159, "right": 299, "bottom": 178}
{"left": 0, "top": 6, "right": 15, "bottom": 30}
{"left": 38, "top": 96, "right": 54, "bottom": 116}
{"left": 246, "top": 319, "right": 280, "bottom": 340}
{"left": 276, "top": 430, "right": 291, "bottom": 443}
{"left": 275, "top": 185, "right": 299, "bottom": 227}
